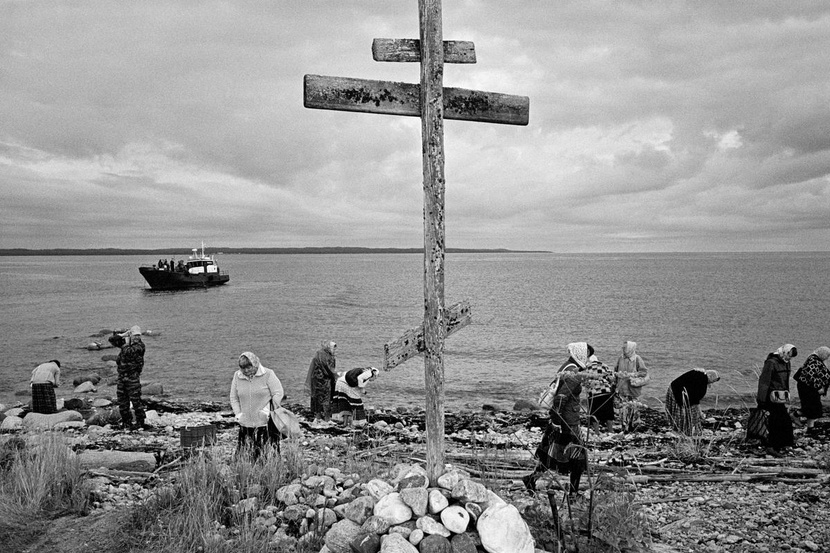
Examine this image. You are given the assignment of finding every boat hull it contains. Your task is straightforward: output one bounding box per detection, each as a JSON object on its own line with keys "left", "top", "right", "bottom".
{"left": 139, "top": 267, "right": 229, "bottom": 290}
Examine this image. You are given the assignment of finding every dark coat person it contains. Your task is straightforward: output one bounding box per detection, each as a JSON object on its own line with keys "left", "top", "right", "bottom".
{"left": 756, "top": 344, "right": 797, "bottom": 456}
{"left": 305, "top": 341, "right": 337, "bottom": 422}
{"left": 664, "top": 368, "right": 720, "bottom": 435}
{"left": 113, "top": 325, "right": 147, "bottom": 431}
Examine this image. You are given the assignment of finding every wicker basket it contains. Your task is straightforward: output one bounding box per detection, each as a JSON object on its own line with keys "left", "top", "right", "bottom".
{"left": 180, "top": 424, "right": 217, "bottom": 449}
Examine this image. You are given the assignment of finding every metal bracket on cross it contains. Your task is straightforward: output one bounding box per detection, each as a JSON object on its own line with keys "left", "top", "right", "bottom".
{"left": 383, "top": 301, "right": 472, "bottom": 371}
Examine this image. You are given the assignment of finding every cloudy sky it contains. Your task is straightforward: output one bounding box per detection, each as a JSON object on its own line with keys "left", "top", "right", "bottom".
{"left": 1, "top": 1, "right": 829, "bottom": 252}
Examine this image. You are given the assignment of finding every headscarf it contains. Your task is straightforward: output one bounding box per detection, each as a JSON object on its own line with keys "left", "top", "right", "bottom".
{"left": 774, "top": 344, "right": 797, "bottom": 362}
{"left": 812, "top": 346, "right": 830, "bottom": 361}
{"left": 304, "top": 340, "right": 337, "bottom": 395}
{"left": 623, "top": 341, "right": 637, "bottom": 359}
{"left": 695, "top": 368, "right": 721, "bottom": 383}
{"left": 566, "top": 342, "right": 589, "bottom": 370}
{"left": 238, "top": 351, "right": 260, "bottom": 378}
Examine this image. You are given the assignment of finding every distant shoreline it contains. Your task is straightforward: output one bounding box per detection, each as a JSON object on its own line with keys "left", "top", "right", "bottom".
{"left": 0, "top": 247, "right": 552, "bottom": 256}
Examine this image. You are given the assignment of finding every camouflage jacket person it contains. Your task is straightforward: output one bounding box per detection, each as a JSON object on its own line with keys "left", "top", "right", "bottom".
{"left": 117, "top": 336, "right": 145, "bottom": 378}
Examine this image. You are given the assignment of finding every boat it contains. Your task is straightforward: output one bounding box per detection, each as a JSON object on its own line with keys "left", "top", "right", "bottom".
{"left": 139, "top": 244, "right": 230, "bottom": 290}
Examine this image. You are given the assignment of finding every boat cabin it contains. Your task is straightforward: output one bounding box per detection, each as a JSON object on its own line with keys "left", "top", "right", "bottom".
{"left": 186, "top": 248, "right": 219, "bottom": 274}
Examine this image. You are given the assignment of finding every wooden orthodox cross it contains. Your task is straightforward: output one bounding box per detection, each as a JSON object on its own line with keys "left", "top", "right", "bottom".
{"left": 304, "top": 0, "right": 528, "bottom": 483}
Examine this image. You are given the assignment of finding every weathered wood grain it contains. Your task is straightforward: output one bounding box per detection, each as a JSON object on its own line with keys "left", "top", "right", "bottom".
{"left": 304, "top": 75, "right": 529, "bottom": 126}
{"left": 372, "top": 38, "right": 476, "bottom": 63}
{"left": 382, "top": 300, "right": 472, "bottom": 370}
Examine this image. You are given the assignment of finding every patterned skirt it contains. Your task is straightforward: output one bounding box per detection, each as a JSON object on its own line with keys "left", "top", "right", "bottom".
{"left": 664, "top": 388, "right": 702, "bottom": 435}
{"left": 331, "top": 382, "right": 367, "bottom": 421}
{"left": 31, "top": 383, "right": 57, "bottom": 414}
{"left": 534, "top": 412, "right": 587, "bottom": 473}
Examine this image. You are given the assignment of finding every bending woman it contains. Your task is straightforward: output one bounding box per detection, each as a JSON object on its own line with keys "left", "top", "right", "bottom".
{"left": 524, "top": 342, "right": 596, "bottom": 499}
{"left": 230, "top": 352, "right": 284, "bottom": 458}
{"left": 664, "top": 368, "right": 720, "bottom": 435}
{"left": 331, "top": 367, "right": 379, "bottom": 424}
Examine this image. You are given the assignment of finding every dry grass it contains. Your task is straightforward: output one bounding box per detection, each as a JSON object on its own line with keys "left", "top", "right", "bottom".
{"left": 0, "top": 433, "right": 92, "bottom": 551}
{"left": 116, "top": 443, "right": 295, "bottom": 553}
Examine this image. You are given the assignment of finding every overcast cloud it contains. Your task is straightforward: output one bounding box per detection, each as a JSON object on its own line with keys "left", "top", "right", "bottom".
{"left": 1, "top": 1, "right": 829, "bottom": 252}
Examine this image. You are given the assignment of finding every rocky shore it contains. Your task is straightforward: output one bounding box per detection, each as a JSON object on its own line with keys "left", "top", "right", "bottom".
{"left": 1, "top": 387, "right": 829, "bottom": 553}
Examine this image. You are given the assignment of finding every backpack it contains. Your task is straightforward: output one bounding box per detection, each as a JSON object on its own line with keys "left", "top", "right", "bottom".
{"left": 538, "top": 375, "right": 562, "bottom": 410}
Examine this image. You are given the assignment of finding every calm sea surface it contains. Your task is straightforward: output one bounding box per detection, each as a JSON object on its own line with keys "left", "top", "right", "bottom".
{"left": 1, "top": 252, "right": 828, "bottom": 411}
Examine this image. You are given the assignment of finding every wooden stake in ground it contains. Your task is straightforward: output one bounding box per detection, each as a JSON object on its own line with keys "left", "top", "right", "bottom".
{"left": 304, "top": 0, "right": 529, "bottom": 483}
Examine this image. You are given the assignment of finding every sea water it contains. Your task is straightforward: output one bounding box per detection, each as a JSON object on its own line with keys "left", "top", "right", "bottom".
{"left": 1, "top": 252, "right": 828, "bottom": 411}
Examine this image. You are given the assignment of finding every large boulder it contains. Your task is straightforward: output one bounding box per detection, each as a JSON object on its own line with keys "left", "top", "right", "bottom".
{"left": 380, "top": 532, "right": 418, "bottom": 553}
{"left": 0, "top": 416, "right": 23, "bottom": 430}
{"left": 374, "top": 493, "right": 412, "bottom": 525}
{"left": 143, "top": 382, "right": 164, "bottom": 396}
{"left": 85, "top": 408, "right": 121, "bottom": 426}
{"left": 22, "top": 410, "right": 84, "bottom": 430}
{"left": 399, "top": 487, "right": 428, "bottom": 517}
{"left": 451, "top": 479, "right": 489, "bottom": 503}
{"left": 73, "top": 374, "right": 101, "bottom": 387}
{"left": 78, "top": 450, "right": 156, "bottom": 472}
{"left": 324, "top": 519, "right": 363, "bottom": 553}
{"left": 344, "top": 495, "right": 376, "bottom": 525}
{"left": 73, "top": 381, "right": 96, "bottom": 393}
{"left": 439, "top": 505, "right": 470, "bottom": 534}
{"left": 64, "top": 398, "right": 85, "bottom": 410}
{"left": 477, "top": 503, "right": 534, "bottom": 553}
{"left": 512, "top": 399, "right": 538, "bottom": 411}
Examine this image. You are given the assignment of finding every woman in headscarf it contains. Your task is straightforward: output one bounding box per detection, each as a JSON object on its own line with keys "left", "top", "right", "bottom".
{"left": 793, "top": 346, "right": 829, "bottom": 433}
{"left": 614, "top": 340, "right": 649, "bottom": 432}
{"left": 757, "top": 344, "right": 797, "bottom": 457}
{"left": 230, "top": 352, "right": 284, "bottom": 458}
{"left": 305, "top": 341, "right": 337, "bottom": 422}
{"left": 524, "top": 342, "right": 597, "bottom": 499}
{"left": 331, "top": 367, "right": 379, "bottom": 425}
{"left": 664, "top": 368, "right": 720, "bottom": 435}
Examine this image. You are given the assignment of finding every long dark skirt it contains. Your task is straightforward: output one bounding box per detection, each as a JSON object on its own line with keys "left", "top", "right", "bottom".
{"left": 237, "top": 424, "right": 281, "bottom": 459}
{"left": 534, "top": 414, "right": 587, "bottom": 474}
{"left": 588, "top": 392, "right": 615, "bottom": 424}
{"left": 310, "top": 369, "right": 334, "bottom": 420}
{"left": 797, "top": 381, "right": 823, "bottom": 419}
{"left": 766, "top": 403, "right": 794, "bottom": 449}
{"left": 31, "top": 383, "right": 57, "bottom": 414}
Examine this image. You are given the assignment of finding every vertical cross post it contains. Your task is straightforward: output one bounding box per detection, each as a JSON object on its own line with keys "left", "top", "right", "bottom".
{"left": 419, "top": 0, "right": 447, "bottom": 484}
{"left": 303, "top": 0, "right": 528, "bottom": 484}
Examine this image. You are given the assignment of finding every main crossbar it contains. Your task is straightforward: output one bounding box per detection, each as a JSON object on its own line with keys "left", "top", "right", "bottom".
{"left": 304, "top": 74, "right": 529, "bottom": 126}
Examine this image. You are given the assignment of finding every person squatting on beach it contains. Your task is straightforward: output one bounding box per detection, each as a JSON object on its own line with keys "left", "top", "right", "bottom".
{"left": 331, "top": 366, "right": 379, "bottom": 425}
{"left": 793, "top": 346, "right": 830, "bottom": 433}
{"left": 524, "top": 342, "right": 599, "bottom": 499}
{"left": 615, "top": 340, "right": 649, "bottom": 432}
{"left": 112, "top": 325, "right": 147, "bottom": 431}
{"left": 664, "top": 368, "right": 720, "bottom": 435}
{"left": 230, "top": 352, "right": 284, "bottom": 458}
{"left": 756, "top": 344, "right": 797, "bottom": 457}
{"left": 305, "top": 340, "right": 337, "bottom": 422}
{"left": 584, "top": 354, "right": 616, "bottom": 433}
{"left": 30, "top": 359, "right": 61, "bottom": 414}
